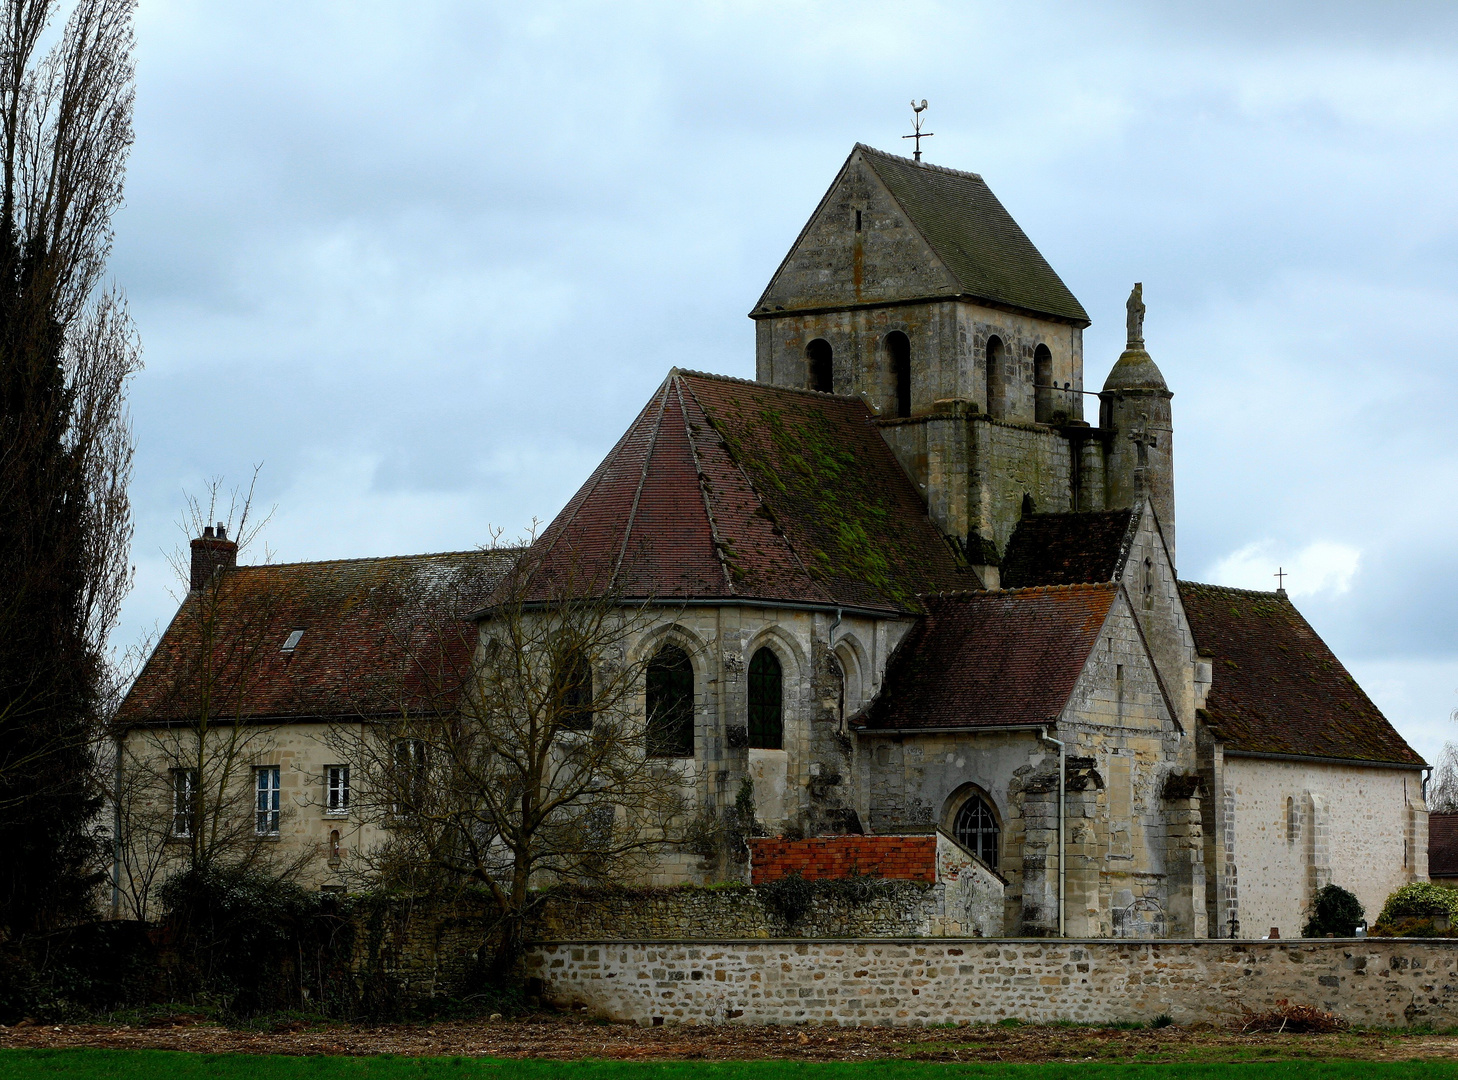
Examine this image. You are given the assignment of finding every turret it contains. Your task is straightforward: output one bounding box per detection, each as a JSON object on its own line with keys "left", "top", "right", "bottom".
{"left": 1099, "top": 283, "right": 1175, "bottom": 566}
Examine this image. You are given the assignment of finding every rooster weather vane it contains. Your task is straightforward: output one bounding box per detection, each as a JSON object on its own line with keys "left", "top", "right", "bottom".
{"left": 903, "top": 99, "right": 933, "bottom": 162}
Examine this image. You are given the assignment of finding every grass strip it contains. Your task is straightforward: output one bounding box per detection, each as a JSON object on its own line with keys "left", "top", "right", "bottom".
{"left": 5, "top": 1051, "right": 1458, "bottom": 1080}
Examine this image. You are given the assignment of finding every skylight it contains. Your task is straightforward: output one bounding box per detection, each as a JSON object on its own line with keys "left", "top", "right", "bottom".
{"left": 281, "top": 629, "right": 304, "bottom": 652}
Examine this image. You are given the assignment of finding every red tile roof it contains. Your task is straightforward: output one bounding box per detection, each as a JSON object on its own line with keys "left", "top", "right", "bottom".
{"left": 1179, "top": 582, "right": 1424, "bottom": 767}
{"left": 1430, "top": 813, "right": 1458, "bottom": 878}
{"left": 855, "top": 584, "right": 1118, "bottom": 731}
{"left": 999, "top": 509, "right": 1136, "bottom": 588}
{"left": 520, "top": 370, "right": 969, "bottom": 612}
{"left": 118, "top": 550, "right": 519, "bottom": 725}
{"left": 749, "top": 836, "right": 938, "bottom": 884}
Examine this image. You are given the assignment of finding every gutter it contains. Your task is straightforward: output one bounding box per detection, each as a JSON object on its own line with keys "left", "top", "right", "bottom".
{"left": 853, "top": 722, "right": 1050, "bottom": 737}
{"left": 1222, "top": 749, "right": 1428, "bottom": 771}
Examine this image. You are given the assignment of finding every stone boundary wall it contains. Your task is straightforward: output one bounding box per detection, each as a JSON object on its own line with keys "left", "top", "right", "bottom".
{"left": 525, "top": 937, "right": 1458, "bottom": 1028}
{"left": 531, "top": 882, "right": 964, "bottom": 940}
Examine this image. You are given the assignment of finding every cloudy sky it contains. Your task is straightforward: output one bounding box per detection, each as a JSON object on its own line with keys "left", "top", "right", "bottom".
{"left": 113, "top": 1, "right": 1458, "bottom": 760}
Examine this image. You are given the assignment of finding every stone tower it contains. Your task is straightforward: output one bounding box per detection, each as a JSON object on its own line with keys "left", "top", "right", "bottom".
{"left": 751, "top": 144, "right": 1098, "bottom": 582}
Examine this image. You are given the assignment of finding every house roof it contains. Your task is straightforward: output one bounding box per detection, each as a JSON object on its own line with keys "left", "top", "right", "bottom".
{"left": 748, "top": 836, "right": 938, "bottom": 884}
{"left": 855, "top": 584, "right": 1118, "bottom": 731}
{"left": 857, "top": 145, "right": 1089, "bottom": 325}
{"left": 118, "top": 549, "right": 519, "bottom": 725}
{"left": 1430, "top": 813, "right": 1458, "bottom": 878}
{"left": 999, "top": 509, "right": 1137, "bottom": 588}
{"left": 519, "top": 370, "right": 968, "bottom": 613}
{"left": 1178, "top": 582, "right": 1425, "bottom": 767}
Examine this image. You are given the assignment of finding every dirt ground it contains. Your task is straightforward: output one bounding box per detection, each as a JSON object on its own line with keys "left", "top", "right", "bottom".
{"left": 4, "top": 1016, "right": 1458, "bottom": 1063}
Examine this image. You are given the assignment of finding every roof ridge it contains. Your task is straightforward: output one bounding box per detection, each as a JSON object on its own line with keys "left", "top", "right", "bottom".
{"left": 922, "top": 582, "right": 1119, "bottom": 600}
{"left": 1178, "top": 580, "right": 1289, "bottom": 599}
{"left": 673, "top": 376, "right": 737, "bottom": 596}
{"left": 855, "top": 142, "right": 984, "bottom": 181}
{"left": 226, "top": 548, "right": 522, "bottom": 571}
{"left": 673, "top": 367, "right": 868, "bottom": 404}
{"left": 611, "top": 378, "right": 671, "bottom": 587}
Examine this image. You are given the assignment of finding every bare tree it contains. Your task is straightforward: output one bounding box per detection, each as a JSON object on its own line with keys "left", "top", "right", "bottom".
{"left": 0, "top": 0, "right": 139, "bottom": 934}
{"left": 1430, "top": 705, "right": 1458, "bottom": 815}
{"left": 333, "top": 535, "right": 692, "bottom": 970}
{"left": 113, "top": 473, "right": 312, "bottom": 921}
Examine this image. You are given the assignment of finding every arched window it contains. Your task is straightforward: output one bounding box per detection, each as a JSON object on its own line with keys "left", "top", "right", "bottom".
{"left": 329, "top": 829, "right": 341, "bottom": 862}
{"left": 985, "top": 336, "right": 1005, "bottom": 419}
{"left": 806, "top": 339, "right": 834, "bottom": 393}
{"left": 886, "top": 331, "right": 911, "bottom": 418}
{"left": 1034, "top": 343, "right": 1054, "bottom": 422}
{"left": 747, "top": 647, "right": 783, "bottom": 749}
{"left": 646, "top": 644, "right": 694, "bottom": 757}
{"left": 954, "top": 794, "right": 999, "bottom": 868}
{"left": 557, "top": 650, "right": 594, "bottom": 730}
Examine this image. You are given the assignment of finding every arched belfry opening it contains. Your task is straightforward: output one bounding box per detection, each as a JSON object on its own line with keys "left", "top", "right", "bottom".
{"left": 806, "top": 339, "right": 833, "bottom": 393}
{"left": 886, "top": 331, "right": 911, "bottom": 418}
{"left": 1034, "top": 343, "right": 1054, "bottom": 422}
{"left": 985, "top": 336, "right": 1005, "bottom": 420}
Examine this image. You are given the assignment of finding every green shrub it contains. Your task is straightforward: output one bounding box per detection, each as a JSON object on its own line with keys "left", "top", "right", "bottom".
{"left": 1376, "top": 881, "right": 1458, "bottom": 927}
{"left": 1302, "top": 884, "right": 1365, "bottom": 937}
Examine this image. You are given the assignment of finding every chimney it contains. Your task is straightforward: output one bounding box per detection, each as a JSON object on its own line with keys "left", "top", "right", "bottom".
{"left": 190, "top": 521, "right": 238, "bottom": 591}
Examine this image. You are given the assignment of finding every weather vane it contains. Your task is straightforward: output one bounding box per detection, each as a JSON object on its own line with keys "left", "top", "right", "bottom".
{"left": 903, "top": 99, "right": 933, "bottom": 162}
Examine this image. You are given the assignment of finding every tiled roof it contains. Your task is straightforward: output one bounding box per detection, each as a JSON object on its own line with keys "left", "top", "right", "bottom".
{"left": 1178, "top": 582, "right": 1425, "bottom": 767}
{"left": 749, "top": 836, "right": 937, "bottom": 884}
{"left": 999, "top": 509, "right": 1137, "bottom": 588}
{"left": 1430, "top": 813, "right": 1458, "bottom": 878}
{"left": 520, "top": 370, "right": 968, "bottom": 612}
{"left": 856, "top": 584, "right": 1118, "bottom": 731}
{"left": 858, "top": 145, "right": 1090, "bottom": 325}
{"left": 119, "top": 549, "right": 519, "bottom": 725}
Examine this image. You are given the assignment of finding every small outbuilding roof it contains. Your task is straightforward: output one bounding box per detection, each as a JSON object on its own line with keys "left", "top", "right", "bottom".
{"left": 519, "top": 370, "right": 968, "bottom": 613}
{"left": 1178, "top": 582, "right": 1425, "bottom": 767}
{"left": 999, "top": 509, "right": 1137, "bottom": 588}
{"left": 1429, "top": 813, "right": 1458, "bottom": 878}
{"left": 119, "top": 549, "right": 519, "bottom": 725}
{"left": 855, "top": 584, "right": 1118, "bottom": 732}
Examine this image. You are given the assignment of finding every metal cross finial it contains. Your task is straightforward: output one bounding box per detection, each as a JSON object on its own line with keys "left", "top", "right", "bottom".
{"left": 1275, "top": 567, "right": 1287, "bottom": 592}
{"left": 903, "top": 99, "right": 933, "bottom": 162}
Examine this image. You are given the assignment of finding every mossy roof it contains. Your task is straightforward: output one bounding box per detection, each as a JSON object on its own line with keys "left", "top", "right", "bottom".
{"left": 118, "top": 549, "right": 519, "bottom": 725}
{"left": 858, "top": 145, "right": 1089, "bottom": 325}
{"left": 520, "top": 370, "right": 969, "bottom": 612}
{"left": 1179, "top": 582, "right": 1425, "bottom": 767}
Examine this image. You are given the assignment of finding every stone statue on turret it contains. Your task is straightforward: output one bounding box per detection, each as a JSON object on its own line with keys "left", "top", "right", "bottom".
{"left": 1126, "top": 282, "right": 1145, "bottom": 349}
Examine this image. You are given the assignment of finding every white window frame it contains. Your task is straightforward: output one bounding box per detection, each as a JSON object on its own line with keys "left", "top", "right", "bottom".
{"left": 255, "top": 765, "right": 281, "bottom": 836}
{"left": 171, "top": 768, "right": 197, "bottom": 838}
{"left": 325, "top": 764, "right": 350, "bottom": 816}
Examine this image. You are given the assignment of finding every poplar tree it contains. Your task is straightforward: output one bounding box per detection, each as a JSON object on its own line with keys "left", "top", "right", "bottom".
{"left": 0, "top": 0, "right": 139, "bottom": 935}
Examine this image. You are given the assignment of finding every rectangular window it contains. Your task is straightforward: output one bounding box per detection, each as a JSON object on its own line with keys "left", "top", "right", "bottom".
{"left": 255, "top": 765, "right": 281, "bottom": 836}
{"left": 392, "top": 739, "right": 426, "bottom": 814}
{"left": 171, "top": 768, "right": 197, "bottom": 838}
{"left": 326, "top": 765, "right": 350, "bottom": 814}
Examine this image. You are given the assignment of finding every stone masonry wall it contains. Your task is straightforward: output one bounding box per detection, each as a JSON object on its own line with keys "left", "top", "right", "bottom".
{"left": 526, "top": 937, "right": 1458, "bottom": 1028}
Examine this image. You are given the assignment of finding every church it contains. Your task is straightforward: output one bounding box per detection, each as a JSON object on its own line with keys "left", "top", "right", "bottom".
{"left": 119, "top": 143, "right": 1427, "bottom": 939}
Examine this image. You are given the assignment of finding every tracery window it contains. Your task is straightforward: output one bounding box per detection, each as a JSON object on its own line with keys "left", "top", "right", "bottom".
{"left": 954, "top": 794, "right": 999, "bottom": 868}
{"left": 747, "top": 647, "right": 783, "bottom": 749}
{"left": 646, "top": 644, "right": 695, "bottom": 757}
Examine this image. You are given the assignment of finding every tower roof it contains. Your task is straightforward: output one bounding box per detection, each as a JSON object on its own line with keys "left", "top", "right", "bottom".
{"left": 518, "top": 371, "right": 968, "bottom": 613}
{"left": 854, "top": 145, "right": 1088, "bottom": 324}
{"left": 1102, "top": 346, "right": 1168, "bottom": 392}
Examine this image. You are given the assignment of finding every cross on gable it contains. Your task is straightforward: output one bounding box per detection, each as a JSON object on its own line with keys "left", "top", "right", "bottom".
{"left": 1128, "top": 414, "right": 1158, "bottom": 466}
